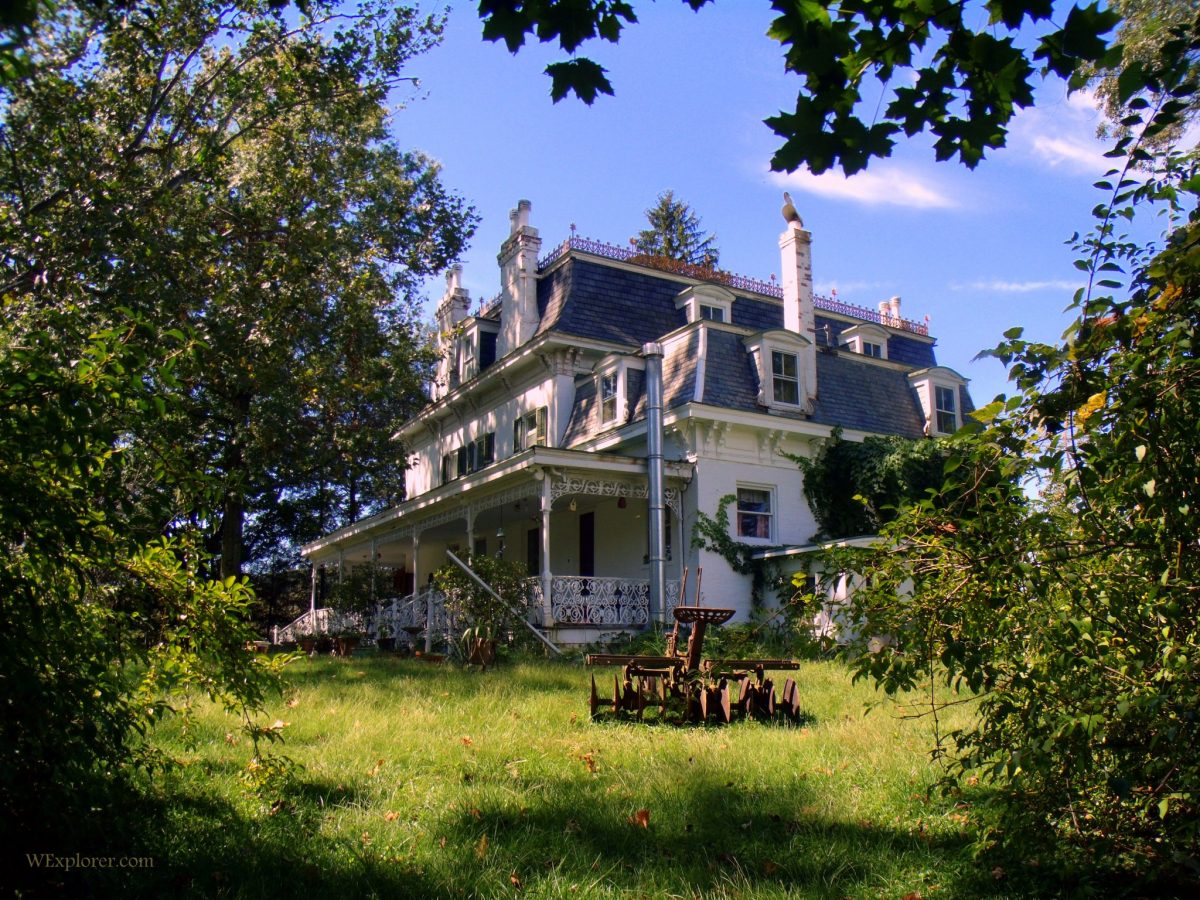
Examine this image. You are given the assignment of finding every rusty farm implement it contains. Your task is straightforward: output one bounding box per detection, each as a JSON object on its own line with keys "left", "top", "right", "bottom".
{"left": 585, "top": 569, "right": 803, "bottom": 724}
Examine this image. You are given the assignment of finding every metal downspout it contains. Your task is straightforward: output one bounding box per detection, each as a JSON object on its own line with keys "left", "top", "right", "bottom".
{"left": 643, "top": 342, "right": 666, "bottom": 623}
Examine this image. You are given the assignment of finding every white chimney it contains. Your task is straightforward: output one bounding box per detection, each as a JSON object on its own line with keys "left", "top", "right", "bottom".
{"left": 433, "top": 264, "right": 470, "bottom": 399}
{"left": 779, "top": 219, "right": 817, "bottom": 407}
{"left": 497, "top": 199, "right": 542, "bottom": 357}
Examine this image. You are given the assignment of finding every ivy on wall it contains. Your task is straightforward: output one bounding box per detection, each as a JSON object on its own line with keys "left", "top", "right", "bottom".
{"left": 790, "top": 428, "right": 952, "bottom": 541}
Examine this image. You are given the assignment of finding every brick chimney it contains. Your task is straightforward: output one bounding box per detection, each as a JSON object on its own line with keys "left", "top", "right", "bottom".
{"left": 779, "top": 219, "right": 817, "bottom": 406}
{"left": 497, "top": 199, "right": 542, "bottom": 357}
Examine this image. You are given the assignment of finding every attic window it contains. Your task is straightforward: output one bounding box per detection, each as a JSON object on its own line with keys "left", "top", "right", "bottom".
{"left": 600, "top": 373, "right": 619, "bottom": 424}
{"left": 907, "top": 367, "right": 968, "bottom": 436}
{"left": 771, "top": 351, "right": 800, "bottom": 406}
{"left": 675, "top": 285, "right": 734, "bottom": 325}
{"left": 935, "top": 386, "right": 958, "bottom": 434}
{"left": 840, "top": 323, "right": 890, "bottom": 361}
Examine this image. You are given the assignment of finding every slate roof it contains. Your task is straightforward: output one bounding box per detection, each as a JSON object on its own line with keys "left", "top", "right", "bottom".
{"left": 537, "top": 254, "right": 952, "bottom": 445}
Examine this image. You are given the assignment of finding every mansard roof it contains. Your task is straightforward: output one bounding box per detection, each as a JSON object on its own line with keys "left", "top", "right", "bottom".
{"left": 533, "top": 251, "right": 943, "bottom": 443}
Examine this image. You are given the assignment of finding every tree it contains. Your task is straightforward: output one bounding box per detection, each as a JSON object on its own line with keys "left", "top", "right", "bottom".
{"left": 799, "top": 22, "right": 1200, "bottom": 886}
{"left": 1087, "top": 0, "right": 1200, "bottom": 147}
{"left": 633, "top": 190, "right": 719, "bottom": 266}
{"left": 478, "top": 0, "right": 1123, "bottom": 174}
{"left": 2, "top": 0, "right": 475, "bottom": 578}
{"left": 0, "top": 0, "right": 472, "bottom": 844}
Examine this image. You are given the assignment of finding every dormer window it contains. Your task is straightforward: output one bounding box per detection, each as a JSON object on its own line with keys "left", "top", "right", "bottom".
{"left": 908, "top": 366, "right": 968, "bottom": 436}
{"left": 743, "top": 330, "right": 812, "bottom": 413}
{"left": 600, "top": 372, "right": 619, "bottom": 423}
{"left": 935, "top": 386, "right": 957, "bottom": 434}
{"left": 771, "top": 351, "right": 800, "bottom": 405}
{"left": 675, "top": 284, "right": 734, "bottom": 324}
{"left": 840, "top": 322, "right": 890, "bottom": 360}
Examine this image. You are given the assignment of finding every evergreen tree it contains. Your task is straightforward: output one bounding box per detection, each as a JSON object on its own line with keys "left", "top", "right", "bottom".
{"left": 633, "top": 191, "right": 719, "bottom": 267}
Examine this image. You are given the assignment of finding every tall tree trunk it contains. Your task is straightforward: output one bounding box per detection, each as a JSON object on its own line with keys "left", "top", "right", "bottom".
{"left": 219, "top": 392, "right": 252, "bottom": 580}
{"left": 219, "top": 493, "right": 245, "bottom": 579}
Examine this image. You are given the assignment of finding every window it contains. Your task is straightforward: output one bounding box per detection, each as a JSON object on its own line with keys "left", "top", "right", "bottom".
{"left": 460, "top": 335, "right": 477, "bottom": 383}
{"left": 771, "top": 351, "right": 799, "bottom": 406}
{"left": 599, "top": 373, "right": 619, "bottom": 424}
{"left": 736, "top": 487, "right": 773, "bottom": 540}
{"left": 513, "top": 407, "right": 548, "bottom": 452}
{"left": 862, "top": 341, "right": 883, "bottom": 358}
{"left": 699, "top": 304, "right": 725, "bottom": 322}
{"left": 935, "top": 385, "right": 957, "bottom": 434}
{"left": 441, "top": 451, "right": 458, "bottom": 484}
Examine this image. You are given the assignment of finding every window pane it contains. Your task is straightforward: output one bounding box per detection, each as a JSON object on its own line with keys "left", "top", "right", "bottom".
{"left": 700, "top": 304, "right": 724, "bottom": 322}
{"left": 736, "top": 488, "right": 772, "bottom": 539}
{"left": 600, "top": 374, "right": 618, "bottom": 423}
{"left": 771, "top": 351, "right": 796, "bottom": 378}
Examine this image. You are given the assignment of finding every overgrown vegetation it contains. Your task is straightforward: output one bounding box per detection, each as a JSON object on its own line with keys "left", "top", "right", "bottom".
{"left": 0, "top": 0, "right": 471, "bottom": 855}
{"left": 804, "top": 19, "right": 1200, "bottom": 890}
{"left": 25, "top": 656, "right": 1028, "bottom": 899}
{"left": 793, "top": 429, "right": 952, "bottom": 541}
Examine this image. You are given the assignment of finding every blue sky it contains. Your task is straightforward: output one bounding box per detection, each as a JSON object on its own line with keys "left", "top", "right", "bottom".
{"left": 395, "top": 3, "right": 1141, "bottom": 407}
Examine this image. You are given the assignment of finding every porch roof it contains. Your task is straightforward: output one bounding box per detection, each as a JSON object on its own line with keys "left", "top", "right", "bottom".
{"left": 301, "top": 445, "right": 693, "bottom": 564}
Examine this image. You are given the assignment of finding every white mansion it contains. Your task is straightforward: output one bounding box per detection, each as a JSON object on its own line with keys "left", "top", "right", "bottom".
{"left": 300, "top": 200, "right": 970, "bottom": 644}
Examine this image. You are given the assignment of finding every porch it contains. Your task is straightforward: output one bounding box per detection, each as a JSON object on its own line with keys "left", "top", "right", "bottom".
{"left": 300, "top": 447, "right": 694, "bottom": 643}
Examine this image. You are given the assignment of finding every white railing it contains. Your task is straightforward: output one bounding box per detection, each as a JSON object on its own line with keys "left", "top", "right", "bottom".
{"left": 372, "top": 588, "right": 452, "bottom": 646}
{"left": 540, "top": 577, "right": 680, "bottom": 626}
{"left": 272, "top": 607, "right": 365, "bottom": 644}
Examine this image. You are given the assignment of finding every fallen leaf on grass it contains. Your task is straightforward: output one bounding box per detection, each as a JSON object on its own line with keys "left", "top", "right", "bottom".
{"left": 579, "top": 752, "right": 598, "bottom": 773}
{"left": 509, "top": 872, "right": 523, "bottom": 890}
{"left": 628, "top": 809, "right": 650, "bottom": 829}
{"left": 384, "top": 811, "right": 399, "bottom": 822}
{"left": 469, "top": 807, "right": 481, "bottom": 820}
{"left": 461, "top": 735, "right": 473, "bottom": 747}
{"left": 360, "top": 831, "right": 371, "bottom": 847}
{"left": 475, "top": 834, "right": 489, "bottom": 859}
{"left": 762, "top": 860, "right": 780, "bottom": 876}
{"left": 285, "top": 697, "right": 299, "bottom": 708}
{"left": 367, "top": 758, "right": 384, "bottom": 777}
{"left": 438, "top": 837, "right": 446, "bottom": 849}
{"left": 902, "top": 892, "right": 922, "bottom": 900}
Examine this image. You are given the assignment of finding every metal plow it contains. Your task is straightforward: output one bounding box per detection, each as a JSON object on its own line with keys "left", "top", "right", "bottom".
{"left": 585, "top": 570, "right": 803, "bottom": 725}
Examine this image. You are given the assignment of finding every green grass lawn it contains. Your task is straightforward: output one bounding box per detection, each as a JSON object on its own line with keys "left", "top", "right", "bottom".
{"left": 53, "top": 654, "right": 1012, "bottom": 898}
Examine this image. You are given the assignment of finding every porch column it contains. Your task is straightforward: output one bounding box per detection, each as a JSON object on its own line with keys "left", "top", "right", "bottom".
{"left": 369, "top": 538, "right": 377, "bottom": 603}
{"left": 309, "top": 562, "right": 318, "bottom": 616}
{"left": 540, "top": 475, "right": 553, "bottom": 627}
{"left": 413, "top": 532, "right": 432, "bottom": 653}
{"left": 466, "top": 507, "right": 476, "bottom": 559}
{"left": 337, "top": 548, "right": 345, "bottom": 582}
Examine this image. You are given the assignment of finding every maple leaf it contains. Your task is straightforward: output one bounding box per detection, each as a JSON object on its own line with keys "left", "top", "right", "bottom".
{"left": 628, "top": 809, "right": 650, "bottom": 829}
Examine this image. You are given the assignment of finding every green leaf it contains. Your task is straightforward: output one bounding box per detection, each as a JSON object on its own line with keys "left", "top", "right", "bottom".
{"left": 545, "top": 58, "right": 614, "bottom": 104}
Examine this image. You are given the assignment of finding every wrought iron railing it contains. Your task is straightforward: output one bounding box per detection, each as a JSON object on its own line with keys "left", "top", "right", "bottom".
{"left": 536, "top": 235, "right": 929, "bottom": 336}
{"left": 534, "top": 576, "right": 681, "bottom": 627}
{"left": 273, "top": 607, "right": 365, "bottom": 644}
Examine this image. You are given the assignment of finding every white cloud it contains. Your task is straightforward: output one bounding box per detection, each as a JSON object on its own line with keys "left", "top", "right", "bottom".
{"left": 952, "top": 278, "right": 1080, "bottom": 293}
{"left": 769, "top": 164, "right": 957, "bottom": 209}
{"left": 1008, "top": 89, "right": 1113, "bottom": 175}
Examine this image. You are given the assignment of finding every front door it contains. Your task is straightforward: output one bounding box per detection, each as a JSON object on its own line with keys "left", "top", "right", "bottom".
{"left": 579, "top": 512, "right": 595, "bottom": 577}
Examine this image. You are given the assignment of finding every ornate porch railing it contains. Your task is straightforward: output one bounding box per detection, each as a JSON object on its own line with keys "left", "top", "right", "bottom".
{"left": 273, "top": 607, "right": 365, "bottom": 644}
{"left": 530, "top": 576, "right": 681, "bottom": 627}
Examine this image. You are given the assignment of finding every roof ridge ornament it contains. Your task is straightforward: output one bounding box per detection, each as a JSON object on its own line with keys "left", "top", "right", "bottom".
{"left": 781, "top": 192, "right": 804, "bottom": 228}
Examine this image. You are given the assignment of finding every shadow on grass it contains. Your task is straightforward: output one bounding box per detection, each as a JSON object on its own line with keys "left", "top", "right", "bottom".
{"left": 432, "top": 757, "right": 980, "bottom": 898}
{"left": 4, "top": 770, "right": 438, "bottom": 900}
